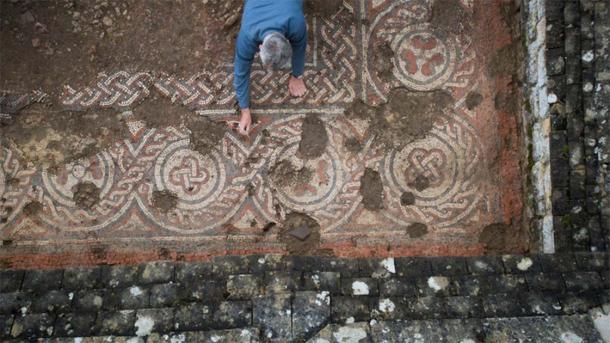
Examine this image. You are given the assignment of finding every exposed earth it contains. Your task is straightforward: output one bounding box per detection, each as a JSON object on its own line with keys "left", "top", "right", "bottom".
{"left": 0, "top": 0, "right": 527, "bottom": 267}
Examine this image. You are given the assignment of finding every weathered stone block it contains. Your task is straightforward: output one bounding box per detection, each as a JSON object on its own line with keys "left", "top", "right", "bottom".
{"left": 466, "top": 256, "right": 505, "bottom": 275}
{"left": 340, "top": 278, "right": 378, "bottom": 296}
{"left": 379, "top": 278, "right": 418, "bottom": 297}
{"left": 63, "top": 267, "right": 102, "bottom": 290}
{"left": 264, "top": 271, "right": 298, "bottom": 293}
{"left": 0, "top": 292, "right": 29, "bottom": 315}
{"left": 21, "top": 269, "right": 63, "bottom": 293}
{"left": 102, "top": 265, "right": 140, "bottom": 289}
{"left": 0, "top": 270, "right": 24, "bottom": 293}
{"left": 139, "top": 262, "right": 174, "bottom": 284}
{"left": 395, "top": 257, "right": 432, "bottom": 278}
{"left": 302, "top": 271, "right": 341, "bottom": 294}
{"left": 175, "top": 262, "right": 212, "bottom": 285}
{"left": 292, "top": 291, "right": 330, "bottom": 341}
{"left": 563, "top": 271, "right": 604, "bottom": 291}
{"left": 150, "top": 282, "right": 181, "bottom": 307}
{"left": 331, "top": 296, "right": 369, "bottom": 323}
{"left": 0, "top": 314, "right": 13, "bottom": 339}
{"left": 227, "top": 274, "right": 263, "bottom": 299}
{"left": 53, "top": 312, "right": 97, "bottom": 337}
{"left": 73, "top": 289, "right": 105, "bottom": 312}
{"left": 10, "top": 313, "right": 54, "bottom": 339}
{"left": 526, "top": 273, "right": 566, "bottom": 292}
{"left": 445, "top": 296, "right": 482, "bottom": 318}
{"left": 501, "top": 255, "right": 541, "bottom": 273}
{"left": 31, "top": 290, "right": 72, "bottom": 313}
{"left": 212, "top": 301, "right": 252, "bottom": 329}
{"left": 134, "top": 308, "right": 174, "bottom": 336}
{"left": 429, "top": 257, "right": 468, "bottom": 276}
{"left": 253, "top": 293, "right": 291, "bottom": 340}
{"left": 538, "top": 253, "right": 578, "bottom": 272}
{"left": 96, "top": 309, "right": 136, "bottom": 336}
{"left": 174, "top": 302, "right": 215, "bottom": 331}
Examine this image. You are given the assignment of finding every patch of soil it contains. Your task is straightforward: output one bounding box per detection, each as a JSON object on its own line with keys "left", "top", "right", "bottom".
{"left": 297, "top": 115, "right": 328, "bottom": 160}
{"left": 479, "top": 223, "right": 525, "bottom": 254}
{"left": 269, "top": 159, "right": 313, "bottom": 189}
{"left": 465, "top": 92, "right": 483, "bottom": 110}
{"left": 487, "top": 41, "right": 519, "bottom": 78}
{"left": 188, "top": 117, "right": 227, "bottom": 157}
{"left": 305, "top": 0, "right": 343, "bottom": 17}
{"left": 406, "top": 222, "right": 428, "bottom": 238}
{"left": 280, "top": 212, "right": 321, "bottom": 254}
{"left": 0, "top": 200, "right": 13, "bottom": 223}
{"left": 5, "top": 176, "right": 20, "bottom": 188}
{"left": 73, "top": 182, "right": 100, "bottom": 210}
{"left": 494, "top": 89, "right": 519, "bottom": 116}
{"left": 359, "top": 168, "right": 383, "bottom": 211}
{"left": 347, "top": 88, "right": 452, "bottom": 149}
{"left": 0, "top": 104, "right": 128, "bottom": 171}
{"left": 344, "top": 137, "right": 362, "bottom": 153}
{"left": 0, "top": 0, "right": 240, "bottom": 101}
{"left": 22, "top": 201, "right": 43, "bottom": 217}
{"left": 408, "top": 174, "right": 431, "bottom": 192}
{"left": 152, "top": 190, "right": 178, "bottom": 213}
{"left": 373, "top": 41, "right": 395, "bottom": 81}
{"left": 430, "top": 0, "right": 470, "bottom": 35}
{"left": 400, "top": 192, "right": 415, "bottom": 206}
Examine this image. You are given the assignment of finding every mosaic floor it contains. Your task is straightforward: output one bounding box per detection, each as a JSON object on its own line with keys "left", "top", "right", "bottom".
{"left": 0, "top": 0, "right": 525, "bottom": 267}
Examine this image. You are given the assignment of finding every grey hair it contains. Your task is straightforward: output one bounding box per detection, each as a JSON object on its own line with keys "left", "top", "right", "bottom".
{"left": 260, "top": 32, "right": 292, "bottom": 70}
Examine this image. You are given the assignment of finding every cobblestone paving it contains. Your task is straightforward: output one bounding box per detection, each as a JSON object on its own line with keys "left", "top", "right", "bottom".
{"left": 547, "top": 0, "right": 610, "bottom": 251}
{"left": 0, "top": 253, "right": 608, "bottom": 341}
{"left": 0, "top": 0, "right": 525, "bottom": 266}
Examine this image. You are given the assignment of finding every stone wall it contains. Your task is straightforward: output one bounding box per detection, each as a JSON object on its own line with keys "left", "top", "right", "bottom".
{"left": 545, "top": 0, "right": 610, "bottom": 252}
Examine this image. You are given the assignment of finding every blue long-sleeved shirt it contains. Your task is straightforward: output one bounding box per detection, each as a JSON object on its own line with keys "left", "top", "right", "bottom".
{"left": 233, "top": 0, "right": 307, "bottom": 109}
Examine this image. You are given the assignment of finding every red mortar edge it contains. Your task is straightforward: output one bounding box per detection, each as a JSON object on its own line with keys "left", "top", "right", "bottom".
{"left": 0, "top": 243, "right": 484, "bottom": 270}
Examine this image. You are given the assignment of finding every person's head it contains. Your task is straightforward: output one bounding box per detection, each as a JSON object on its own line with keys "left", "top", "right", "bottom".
{"left": 259, "top": 32, "right": 292, "bottom": 71}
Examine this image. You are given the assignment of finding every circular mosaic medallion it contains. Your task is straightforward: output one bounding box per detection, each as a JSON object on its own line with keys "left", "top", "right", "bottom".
{"left": 384, "top": 132, "right": 460, "bottom": 202}
{"left": 267, "top": 136, "right": 344, "bottom": 213}
{"left": 392, "top": 24, "right": 457, "bottom": 91}
{"left": 41, "top": 151, "right": 115, "bottom": 208}
{"left": 154, "top": 139, "right": 226, "bottom": 211}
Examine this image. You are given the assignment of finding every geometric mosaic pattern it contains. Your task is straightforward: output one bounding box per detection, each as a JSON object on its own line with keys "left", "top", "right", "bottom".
{"left": 0, "top": 0, "right": 521, "bottom": 260}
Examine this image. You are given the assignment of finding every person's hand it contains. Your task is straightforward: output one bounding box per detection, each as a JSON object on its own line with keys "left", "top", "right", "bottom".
{"left": 288, "top": 75, "right": 306, "bottom": 97}
{"left": 238, "top": 108, "right": 252, "bottom": 136}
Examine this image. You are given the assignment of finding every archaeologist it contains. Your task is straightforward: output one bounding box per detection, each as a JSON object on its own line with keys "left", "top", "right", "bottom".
{"left": 233, "top": 0, "right": 307, "bottom": 136}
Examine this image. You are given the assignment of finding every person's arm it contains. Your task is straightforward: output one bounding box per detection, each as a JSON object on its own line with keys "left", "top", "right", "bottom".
{"left": 233, "top": 31, "right": 258, "bottom": 109}
{"left": 288, "top": 16, "right": 307, "bottom": 77}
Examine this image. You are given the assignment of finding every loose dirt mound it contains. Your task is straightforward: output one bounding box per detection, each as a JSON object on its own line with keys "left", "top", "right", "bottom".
{"left": 73, "top": 182, "right": 100, "bottom": 210}
{"left": 346, "top": 88, "right": 452, "bottom": 149}
{"left": 359, "top": 168, "right": 384, "bottom": 211}
{"left": 152, "top": 190, "right": 178, "bottom": 213}
{"left": 0, "top": 104, "right": 127, "bottom": 171}
{"left": 479, "top": 223, "right": 527, "bottom": 254}
{"left": 297, "top": 115, "right": 328, "bottom": 160}
{"left": 305, "top": 0, "right": 343, "bottom": 17}
{"left": 400, "top": 192, "right": 415, "bottom": 206}
{"left": 22, "top": 201, "right": 43, "bottom": 217}
{"left": 373, "top": 41, "right": 395, "bottom": 81}
{"left": 408, "top": 174, "right": 431, "bottom": 192}
{"left": 269, "top": 160, "right": 313, "bottom": 190}
{"left": 188, "top": 117, "right": 227, "bottom": 157}
{"left": 406, "top": 222, "right": 428, "bottom": 238}
{"left": 430, "top": 0, "right": 470, "bottom": 35}
{"left": 465, "top": 92, "right": 483, "bottom": 110}
{"left": 280, "top": 212, "right": 321, "bottom": 254}
{"left": 344, "top": 137, "right": 362, "bottom": 153}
